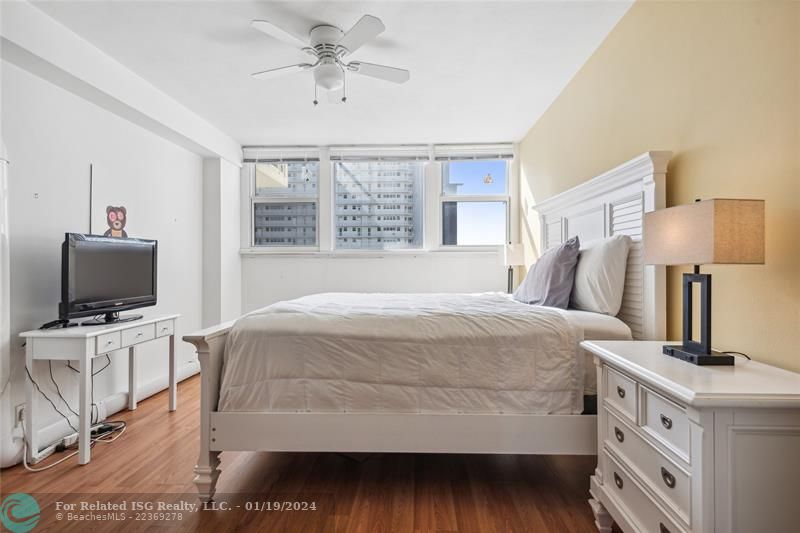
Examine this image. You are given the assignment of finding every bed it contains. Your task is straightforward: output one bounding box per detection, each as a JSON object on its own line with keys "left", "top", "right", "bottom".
{"left": 184, "top": 151, "right": 670, "bottom": 501}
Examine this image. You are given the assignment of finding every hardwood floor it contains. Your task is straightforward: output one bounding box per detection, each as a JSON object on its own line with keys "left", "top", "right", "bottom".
{"left": 1, "top": 376, "right": 609, "bottom": 532}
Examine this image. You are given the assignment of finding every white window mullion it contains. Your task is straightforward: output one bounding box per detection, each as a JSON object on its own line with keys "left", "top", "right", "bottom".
{"left": 423, "top": 147, "right": 440, "bottom": 250}
{"left": 509, "top": 143, "right": 520, "bottom": 244}
{"left": 318, "top": 147, "right": 333, "bottom": 251}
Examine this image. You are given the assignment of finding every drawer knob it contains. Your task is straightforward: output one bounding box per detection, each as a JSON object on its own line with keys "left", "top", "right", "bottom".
{"left": 660, "top": 414, "right": 673, "bottom": 430}
{"left": 616, "top": 386, "right": 626, "bottom": 399}
{"left": 106, "top": 340, "right": 114, "bottom": 345}
{"left": 613, "top": 472, "right": 623, "bottom": 489}
{"left": 136, "top": 332, "right": 143, "bottom": 337}
{"left": 661, "top": 466, "right": 676, "bottom": 489}
{"left": 614, "top": 426, "right": 624, "bottom": 443}
{"left": 659, "top": 523, "right": 671, "bottom": 533}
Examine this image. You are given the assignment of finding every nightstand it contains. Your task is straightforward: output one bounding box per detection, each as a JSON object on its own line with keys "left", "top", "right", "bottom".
{"left": 581, "top": 340, "right": 800, "bottom": 533}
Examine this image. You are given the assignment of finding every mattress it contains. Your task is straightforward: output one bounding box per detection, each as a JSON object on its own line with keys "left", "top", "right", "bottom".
{"left": 564, "top": 309, "right": 633, "bottom": 395}
{"left": 219, "top": 292, "right": 593, "bottom": 415}
{"left": 218, "top": 293, "right": 633, "bottom": 415}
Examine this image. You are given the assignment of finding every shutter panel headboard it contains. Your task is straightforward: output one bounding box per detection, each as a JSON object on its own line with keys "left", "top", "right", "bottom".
{"left": 531, "top": 152, "right": 670, "bottom": 340}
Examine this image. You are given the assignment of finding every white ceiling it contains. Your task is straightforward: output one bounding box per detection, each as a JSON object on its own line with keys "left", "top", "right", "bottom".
{"left": 34, "top": 1, "right": 631, "bottom": 146}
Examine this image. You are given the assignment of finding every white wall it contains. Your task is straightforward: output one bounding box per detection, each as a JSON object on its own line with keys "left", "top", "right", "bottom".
{"left": 202, "top": 158, "right": 241, "bottom": 326}
{"left": 242, "top": 252, "right": 507, "bottom": 312}
{"left": 0, "top": 61, "right": 204, "bottom": 465}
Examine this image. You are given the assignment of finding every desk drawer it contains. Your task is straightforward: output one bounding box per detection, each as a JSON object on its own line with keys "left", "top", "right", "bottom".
{"left": 606, "top": 409, "right": 691, "bottom": 523}
{"left": 603, "top": 451, "right": 686, "bottom": 533}
{"left": 96, "top": 332, "right": 121, "bottom": 353}
{"left": 642, "top": 386, "right": 691, "bottom": 461}
{"left": 121, "top": 324, "right": 155, "bottom": 347}
{"left": 155, "top": 320, "right": 174, "bottom": 338}
{"left": 604, "top": 366, "right": 638, "bottom": 422}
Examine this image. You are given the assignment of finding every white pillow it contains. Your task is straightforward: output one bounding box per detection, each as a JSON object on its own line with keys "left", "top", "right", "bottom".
{"left": 570, "top": 235, "right": 632, "bottom": 315}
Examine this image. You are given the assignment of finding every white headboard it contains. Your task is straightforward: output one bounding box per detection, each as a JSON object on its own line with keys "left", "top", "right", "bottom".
{"left": 532, "top": 152, "right": 671, "bottom": 340}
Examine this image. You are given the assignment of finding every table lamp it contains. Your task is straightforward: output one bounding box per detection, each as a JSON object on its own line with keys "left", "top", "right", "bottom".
{"left": 503, "top": 243, "right": 525, "bottom": 293}
{"left": 643, "top": 199, "right": 765, "bottom": 365}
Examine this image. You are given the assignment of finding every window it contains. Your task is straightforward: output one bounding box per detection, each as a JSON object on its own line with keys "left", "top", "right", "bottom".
{"left": 440, "top": 159, "right": 509, "bottom": 246}
{"left": 243, "top": 144, "right": 515, "bottom": 253}
{"left": 333, "top": 160, "right": 424, "bottom": 250}
{"left": 250, "top": 159, "right": 319, "bottom": 247}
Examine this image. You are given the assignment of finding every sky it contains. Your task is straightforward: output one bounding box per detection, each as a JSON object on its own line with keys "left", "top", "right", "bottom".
{"left": 445, "top": 160, "right": 508, "bottom": 245}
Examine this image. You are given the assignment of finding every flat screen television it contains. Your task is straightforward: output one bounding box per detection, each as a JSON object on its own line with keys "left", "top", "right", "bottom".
{"left": 60, "top": 233, "right": 157, "bottom": 325}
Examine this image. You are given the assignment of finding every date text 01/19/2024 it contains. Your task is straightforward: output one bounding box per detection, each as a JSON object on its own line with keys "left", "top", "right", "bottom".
{"left": 203, "top": 501, "right": 319, "bottom": 512}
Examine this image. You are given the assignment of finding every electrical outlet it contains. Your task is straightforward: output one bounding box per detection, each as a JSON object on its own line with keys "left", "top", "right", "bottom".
{"left": 14, "top": 404, "right": 24, "bottom": 428}
{"left": 61, "top": 433, "right": 79, "bottom": 448}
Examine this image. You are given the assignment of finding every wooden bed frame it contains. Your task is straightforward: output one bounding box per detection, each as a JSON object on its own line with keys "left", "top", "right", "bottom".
{"left": 183, "top": 151, "right": 670, "bottom": 501}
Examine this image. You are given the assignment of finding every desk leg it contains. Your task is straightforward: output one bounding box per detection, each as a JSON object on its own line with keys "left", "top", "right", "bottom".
{"left": 128, "top": 346, "right": 138, "bottom": 410}
{"left": 168, "top": 334, "right": 176, "bottom": 411}
{"left": 24, "top": 343, "right": 37, "bottom": 464}
{"left": 78, "top": 356, "right": 91, "bottom": 465}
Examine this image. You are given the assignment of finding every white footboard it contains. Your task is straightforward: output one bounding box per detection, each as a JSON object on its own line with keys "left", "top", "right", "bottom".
{"left": 183, "top": 320, "right": 599, "bottom": 502}
{"left": 183, "top": 321, "right": 233, "bottom": 502}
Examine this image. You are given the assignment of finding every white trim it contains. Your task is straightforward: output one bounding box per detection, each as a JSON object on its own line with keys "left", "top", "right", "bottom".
{"left": 532, "top": 151, "right": 671, "bottom": 215}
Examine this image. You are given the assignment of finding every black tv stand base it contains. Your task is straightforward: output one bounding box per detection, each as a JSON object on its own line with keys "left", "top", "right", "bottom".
{"left": 81, "top": 312, "right": 143, "bottom": 326}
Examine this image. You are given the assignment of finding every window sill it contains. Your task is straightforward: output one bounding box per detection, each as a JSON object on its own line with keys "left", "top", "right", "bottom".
{"left": 240, "top": 247, "right": 502, "bottom": 259}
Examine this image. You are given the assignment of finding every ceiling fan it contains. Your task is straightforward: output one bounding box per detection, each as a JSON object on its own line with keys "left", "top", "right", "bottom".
{"left": 250, "top": 14, "right": 410, "bottom": 105}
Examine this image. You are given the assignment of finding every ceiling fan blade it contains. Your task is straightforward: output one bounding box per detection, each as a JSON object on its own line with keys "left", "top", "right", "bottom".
{"left": 337, "top": 15, "right": 385, "bottom": 54}
{"left": 350, "top": 62, "right": 410, "bottom": 84}
{"left": 251, "top": 20, "right": 309, "bottom": 50}
{"left": 251, "top": 63, "right": 312, "bottom": 80}
{"left": 327, "top": 88, "right": 346, "bottom": 104}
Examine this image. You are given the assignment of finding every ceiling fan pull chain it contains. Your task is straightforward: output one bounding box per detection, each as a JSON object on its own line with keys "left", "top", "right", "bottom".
{"left": 342, "top": 72, "right": 347, "bottom": 103}
{"left": 313, "top": 82, "right": 318, "bottom": 106}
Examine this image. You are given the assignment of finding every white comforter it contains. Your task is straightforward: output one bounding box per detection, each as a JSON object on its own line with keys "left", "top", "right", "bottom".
{"left": 218, "top": 292, "right": 585, "bottom": 414}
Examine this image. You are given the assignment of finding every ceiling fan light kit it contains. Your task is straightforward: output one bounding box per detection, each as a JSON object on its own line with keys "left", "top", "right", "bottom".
{"left": 250, "top": 15, "right": 410, "bottom": 105}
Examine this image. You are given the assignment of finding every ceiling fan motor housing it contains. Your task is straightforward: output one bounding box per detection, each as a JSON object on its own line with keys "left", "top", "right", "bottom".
{"left": 309, "top": 25, "right": 346, "bottom": 90}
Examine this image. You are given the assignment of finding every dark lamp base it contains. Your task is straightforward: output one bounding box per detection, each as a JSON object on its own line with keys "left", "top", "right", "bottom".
{"left": 662, "top": 345, "right": 735, "bottom": 366}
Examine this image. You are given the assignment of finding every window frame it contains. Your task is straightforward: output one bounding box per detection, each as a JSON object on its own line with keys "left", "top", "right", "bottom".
{"left": 438, "top": 158, "right": 511, "bottom": 248}
{"left": 247, "top": 155, "right": 321, "bottom": 251}
{"left": 332, "top": 158, "right": 426, "bottom": 251}
{"left": 241, "top": 145, "right": 517, "bottom": 255}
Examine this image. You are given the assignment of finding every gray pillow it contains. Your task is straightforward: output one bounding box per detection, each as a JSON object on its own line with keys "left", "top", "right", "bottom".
{"left": 513, "top": 236, "right": 580, "bottom": 308}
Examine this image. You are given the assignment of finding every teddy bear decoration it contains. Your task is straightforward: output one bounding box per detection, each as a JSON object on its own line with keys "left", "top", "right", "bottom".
{"left": 104, "top": 205, "right": 128, "bottom": 238}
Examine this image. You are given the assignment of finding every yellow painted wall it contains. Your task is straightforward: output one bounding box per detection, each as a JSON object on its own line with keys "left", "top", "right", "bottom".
{"left": 519, "top": 1, "right": 799, "bottom": 371}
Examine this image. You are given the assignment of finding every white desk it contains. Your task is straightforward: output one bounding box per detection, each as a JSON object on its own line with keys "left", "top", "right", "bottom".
{"left": 20, "top": 313, "right": 180, "bottom": 465}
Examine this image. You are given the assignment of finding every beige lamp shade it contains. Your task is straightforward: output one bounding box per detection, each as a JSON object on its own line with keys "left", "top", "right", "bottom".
{"left": 503, "top": 243, "right": 525, "bottom": 266}
{"left": 643, "top": 199, "right": 765, "bottom": 265}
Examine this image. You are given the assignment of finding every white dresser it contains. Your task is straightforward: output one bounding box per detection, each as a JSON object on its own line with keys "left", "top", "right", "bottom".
{"left": 582, "top": 340, "right": 800, "bottom": 533}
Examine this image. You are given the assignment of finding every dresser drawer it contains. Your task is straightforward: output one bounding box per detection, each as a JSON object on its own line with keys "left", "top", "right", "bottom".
{"left": 121, "top": 324, "right": 155, "bottom": 347}
{"left": 642, "top": 386, "right": 691, "bottom": 462}
{"left": 155, "top": 320, "right": 174, "bottom": 338}
{"left": 96, "top": 332, "right": 121, "bottom": 353}
{"left": 605, "top": 409, "right": 691, "bottom": 524}
{"left": 603, "top": 451, "right": 686, "bottom": 533}
{"left": 605, "top": 366, "right": 638, "bottom": 422}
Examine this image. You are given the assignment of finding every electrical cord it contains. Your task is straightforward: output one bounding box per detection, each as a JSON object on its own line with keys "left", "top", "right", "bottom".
{"left": 48, "top": 361, "right": 79, "bottom": 418}
{"left": 722, "top": 350, "right": 752, "bottom": 361}
{"left": 25, "top": 367, "right": 78, "bottom": 433}
{"left": 65, "top": 355, "right": 112, "bottom": 424}
{"left": 21, "top": 419, "right": 126, "bottom": 472}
